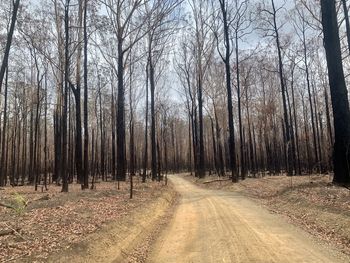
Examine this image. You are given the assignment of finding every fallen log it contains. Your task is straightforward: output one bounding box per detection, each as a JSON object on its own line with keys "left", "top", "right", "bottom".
{"left": 202, "top": 179, "right": 231, "bottom": 184}
{"left": 0, "top": 228, "right": 21, "bottom": 237}
{"left": 0, "top": 202, "right": 14, "bottom": 209}
{"left": 34, "top": 194, "right": 50, "bottom": 201}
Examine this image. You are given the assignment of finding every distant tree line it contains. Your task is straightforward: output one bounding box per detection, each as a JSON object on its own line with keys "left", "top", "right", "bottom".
{"left": 0, "top": 0, "right": 349, "bottom": 193}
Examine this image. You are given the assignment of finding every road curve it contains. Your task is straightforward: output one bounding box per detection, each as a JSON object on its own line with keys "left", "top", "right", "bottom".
{"left": 148, "top": 175, "right": 348, "bottom": 263}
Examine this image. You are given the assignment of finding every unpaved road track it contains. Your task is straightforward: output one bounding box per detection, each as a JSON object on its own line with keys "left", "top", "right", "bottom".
{"left": 148, "top": 176, "right": 349, "bottom": 263}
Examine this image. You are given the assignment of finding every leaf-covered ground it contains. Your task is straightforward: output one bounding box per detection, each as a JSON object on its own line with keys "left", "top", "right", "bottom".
{"left": 187, "top": 173, "right": 350, "bottom": 255}
{"left": 0, "top": 179, "right": 170, "bottom": 262}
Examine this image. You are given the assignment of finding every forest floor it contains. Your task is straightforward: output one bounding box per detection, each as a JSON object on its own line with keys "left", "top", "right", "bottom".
{"left": 0, "top": 178, "right": 177, "bottom": 263}
{"left": 186, "top": 173, "right": 350, "bottom": 256}
{"left": 148, "top": 175, "right": 350, "bottom": 263}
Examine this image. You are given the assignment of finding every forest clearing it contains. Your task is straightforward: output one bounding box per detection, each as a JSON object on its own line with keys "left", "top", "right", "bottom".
{"left": 1, "top": 0, "right": 350, "bottom": 262}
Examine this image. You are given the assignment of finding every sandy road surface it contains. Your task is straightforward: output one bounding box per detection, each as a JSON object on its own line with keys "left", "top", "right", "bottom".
{"left": 148, "top": 176, "right": 349, "bottom": 263}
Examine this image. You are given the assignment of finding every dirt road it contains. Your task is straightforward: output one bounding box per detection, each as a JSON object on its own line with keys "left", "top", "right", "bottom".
{"left": 148, "top": 176, "right": 349, "bottom": 263}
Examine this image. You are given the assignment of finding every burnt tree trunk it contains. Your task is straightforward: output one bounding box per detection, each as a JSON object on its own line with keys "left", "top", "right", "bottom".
{"left": 149, "top": 55, "right": 157, "bottom": 181}
{"left": 271, "top": 0, "right": 293, "bottom": 175}
{"left": 341, "top": 0, "right": 350, "bottom": 53}
{"left": 321, "top": 0, "right": 350, "bottom": 185}
{"left": 116, "top": 36, "right": 126, "bottom": 181}
{"left": 219, "top": 0, "right": 237, "bottom": 181}
{"left": 142, "top": 63, "right": 149, "bottom": 183}
{"left": 82, "top": 0, "right": 89, "bottom": 189}
{"left": 61, "top": 0, "right": 70, "bottom": 192}
{"left": 0, "top": 68, "right": 8, "bottom": 186}
{"left": 0, "top": 0, "right": 20, "bottom": 93}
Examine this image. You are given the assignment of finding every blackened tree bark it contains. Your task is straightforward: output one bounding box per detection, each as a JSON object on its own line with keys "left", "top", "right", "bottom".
{"left": 230, "top": 0, "right": 251, "bottom": 179}
{"left": 129, "top": 79, "right": 135, "bottom": 198}
{"left": 218, "top": 0, "right": 237, "bottom": 181}
{"left": 0, "top": 68, "right": 9, "bottom": 186}
{"left": 209, "top": 115, "right": 218, "bottom": 174}
{"left": 111, "top": 74, "right": 116, "bottom": 181}
{"left": 100, "top": 0, "right": 146, "bottom": 182}
{"left": 149, "top": 55, "right": 157, "bottom": 181}
{"left": 321, "top": 0, "right": 350, "bottom": 185}
{"left": 98, "top": 75, "right": 105, "bottom": 180}
{"left": 32, "top": 49, "right": 42, "bottom": 191}
{"left": 290, "top": 62, "right": 301, "bottom": 175}
{"left": 71, "top": 0, "right": 83, "bottom": 185}
{"left": 145, "top": 0, "right": 181, "bottom": 180}
{"left": 297, "top": 11, "right": 319, "bottom": 171}
{"left": 116, "top": 32, "right": 127, "bottom": 181}
{"left": 0, "top": 0, "right": 20, "bottom": 93}
{"left": 61, "top": 0, "right": 70, "bottom": 192}
{"left": 197, "top": 62, "right": 205, "bottom": 179}
{"left": 324, "top": 86, "right": 333, "bottom": 166}
{"left": 142, "top": 62, "right": 149, "bottom": 183}
{"left": 129, "top": 56, "right": 135, "bottom": 179}
{"left": 235, "top": 32, "right": 245, "bottom": 180}
{"left": 213, "top": 104, "right": 225, "bottom": 176}
{"left": 83, "top": 0, "right": 89, "bottom": 189}
{"left": 341, "top": 0, "right": 350, "bottom": 53}
{"left": 44, "top": 73, "right": 48, "bottom": 189}
{"left": 270, "top": 0, "right": 293, "bottom": 175}
{"left": 191, "top": 0, "right": 208, "bottom": 179}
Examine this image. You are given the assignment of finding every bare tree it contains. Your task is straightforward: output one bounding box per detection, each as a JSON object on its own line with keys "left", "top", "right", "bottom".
{"left": 189, "top": 0, "right": 214, "bottom": 178}
{"left": 100, "top": 0, "right": 149, "bottom": 181}
{"left": 258, "top": 0, "right": 294, "bottom": 176}
{"left": 144, "top": 0, "right": 182, "bottom": 180}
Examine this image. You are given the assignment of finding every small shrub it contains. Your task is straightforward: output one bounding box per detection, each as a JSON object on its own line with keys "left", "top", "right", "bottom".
{"left": 11, "top": 193, "right": 27, "bottom": 215}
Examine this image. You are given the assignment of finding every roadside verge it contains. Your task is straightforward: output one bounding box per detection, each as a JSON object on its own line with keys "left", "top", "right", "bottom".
{"left": 18, "top": 183, "right": 178, "bottom": 263}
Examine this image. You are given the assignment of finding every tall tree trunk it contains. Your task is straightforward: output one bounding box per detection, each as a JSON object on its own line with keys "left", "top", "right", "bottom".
{"left": 142, "top": 63, "right": 149, "bottom": 183}
{"left": 235, "top": 32, "right": 245, "bottom": 180}
{"left": 0, "top": 68, "right": 8, "bottom": 186}
{"left": 303, "top": 28, "right": 319, "bottom": 171}
{"left": 210, "top": 116, "right": 218, "bottom": 174}
{"left": 116, "top": 36, "right": 126, "bottom": 181}
{"left": 33, "top": 55, "right": 41, "bottom": 191}
{"left": 302, "top": 96, "right": 312, "bottom": 173}
{"left": 321, "top": 0, "right": 350, "bottom": 184}
{"left": 291, "top": 70, "right": 301, "bottom": 175}
{"left": 214, "top": 105, "right": 225, "bottom": 176}
{"left": 197, "top": 67, "right": 205, "bottom": 178}
{"left": 271, "top": 0, "right": 293, "bottom": 175}
{"left": 219, "top": 0, "right": 237, "bottom": 181}
{"left": 98, "top": 75, "right": 105, "bottom": 180}
{"left": 82, "top": 0, "right": 89, "bottom": 189}
{"left": 188, "top": 113, "right": 193, "bottom": 174}
{"left": 21, "top": 93, "right": 27, "bottom": 185}
{"left": 285, "top": 79, "right": 297, "bottom": 174}
{"left": 44, "top": 73, "right": 48, "bottom": 190}
{"left": 149, "top": 54, "right": 157, "bottom": 181}
{"left": 0, "top": 0, "right": 20, "bottom": 93}
{"left": 312, "top": 82, "right": 323, "bottom": 172}
{"left": 163, "top": 116, "right": 168, "bottom": 179}
{"left": 324, "top": 86, "right": 333, "bottom": 170}
{"left": 111, "top": 75, "right": 116, "bottom": 181}
{"left": 72, "top": 0, "right": 84, "bottom": 185}
{"left": 342, "top": 0, "right": 350, "bottom": 53}
{"left": 61, "top": 0, "right": 70, "bottom": 192}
